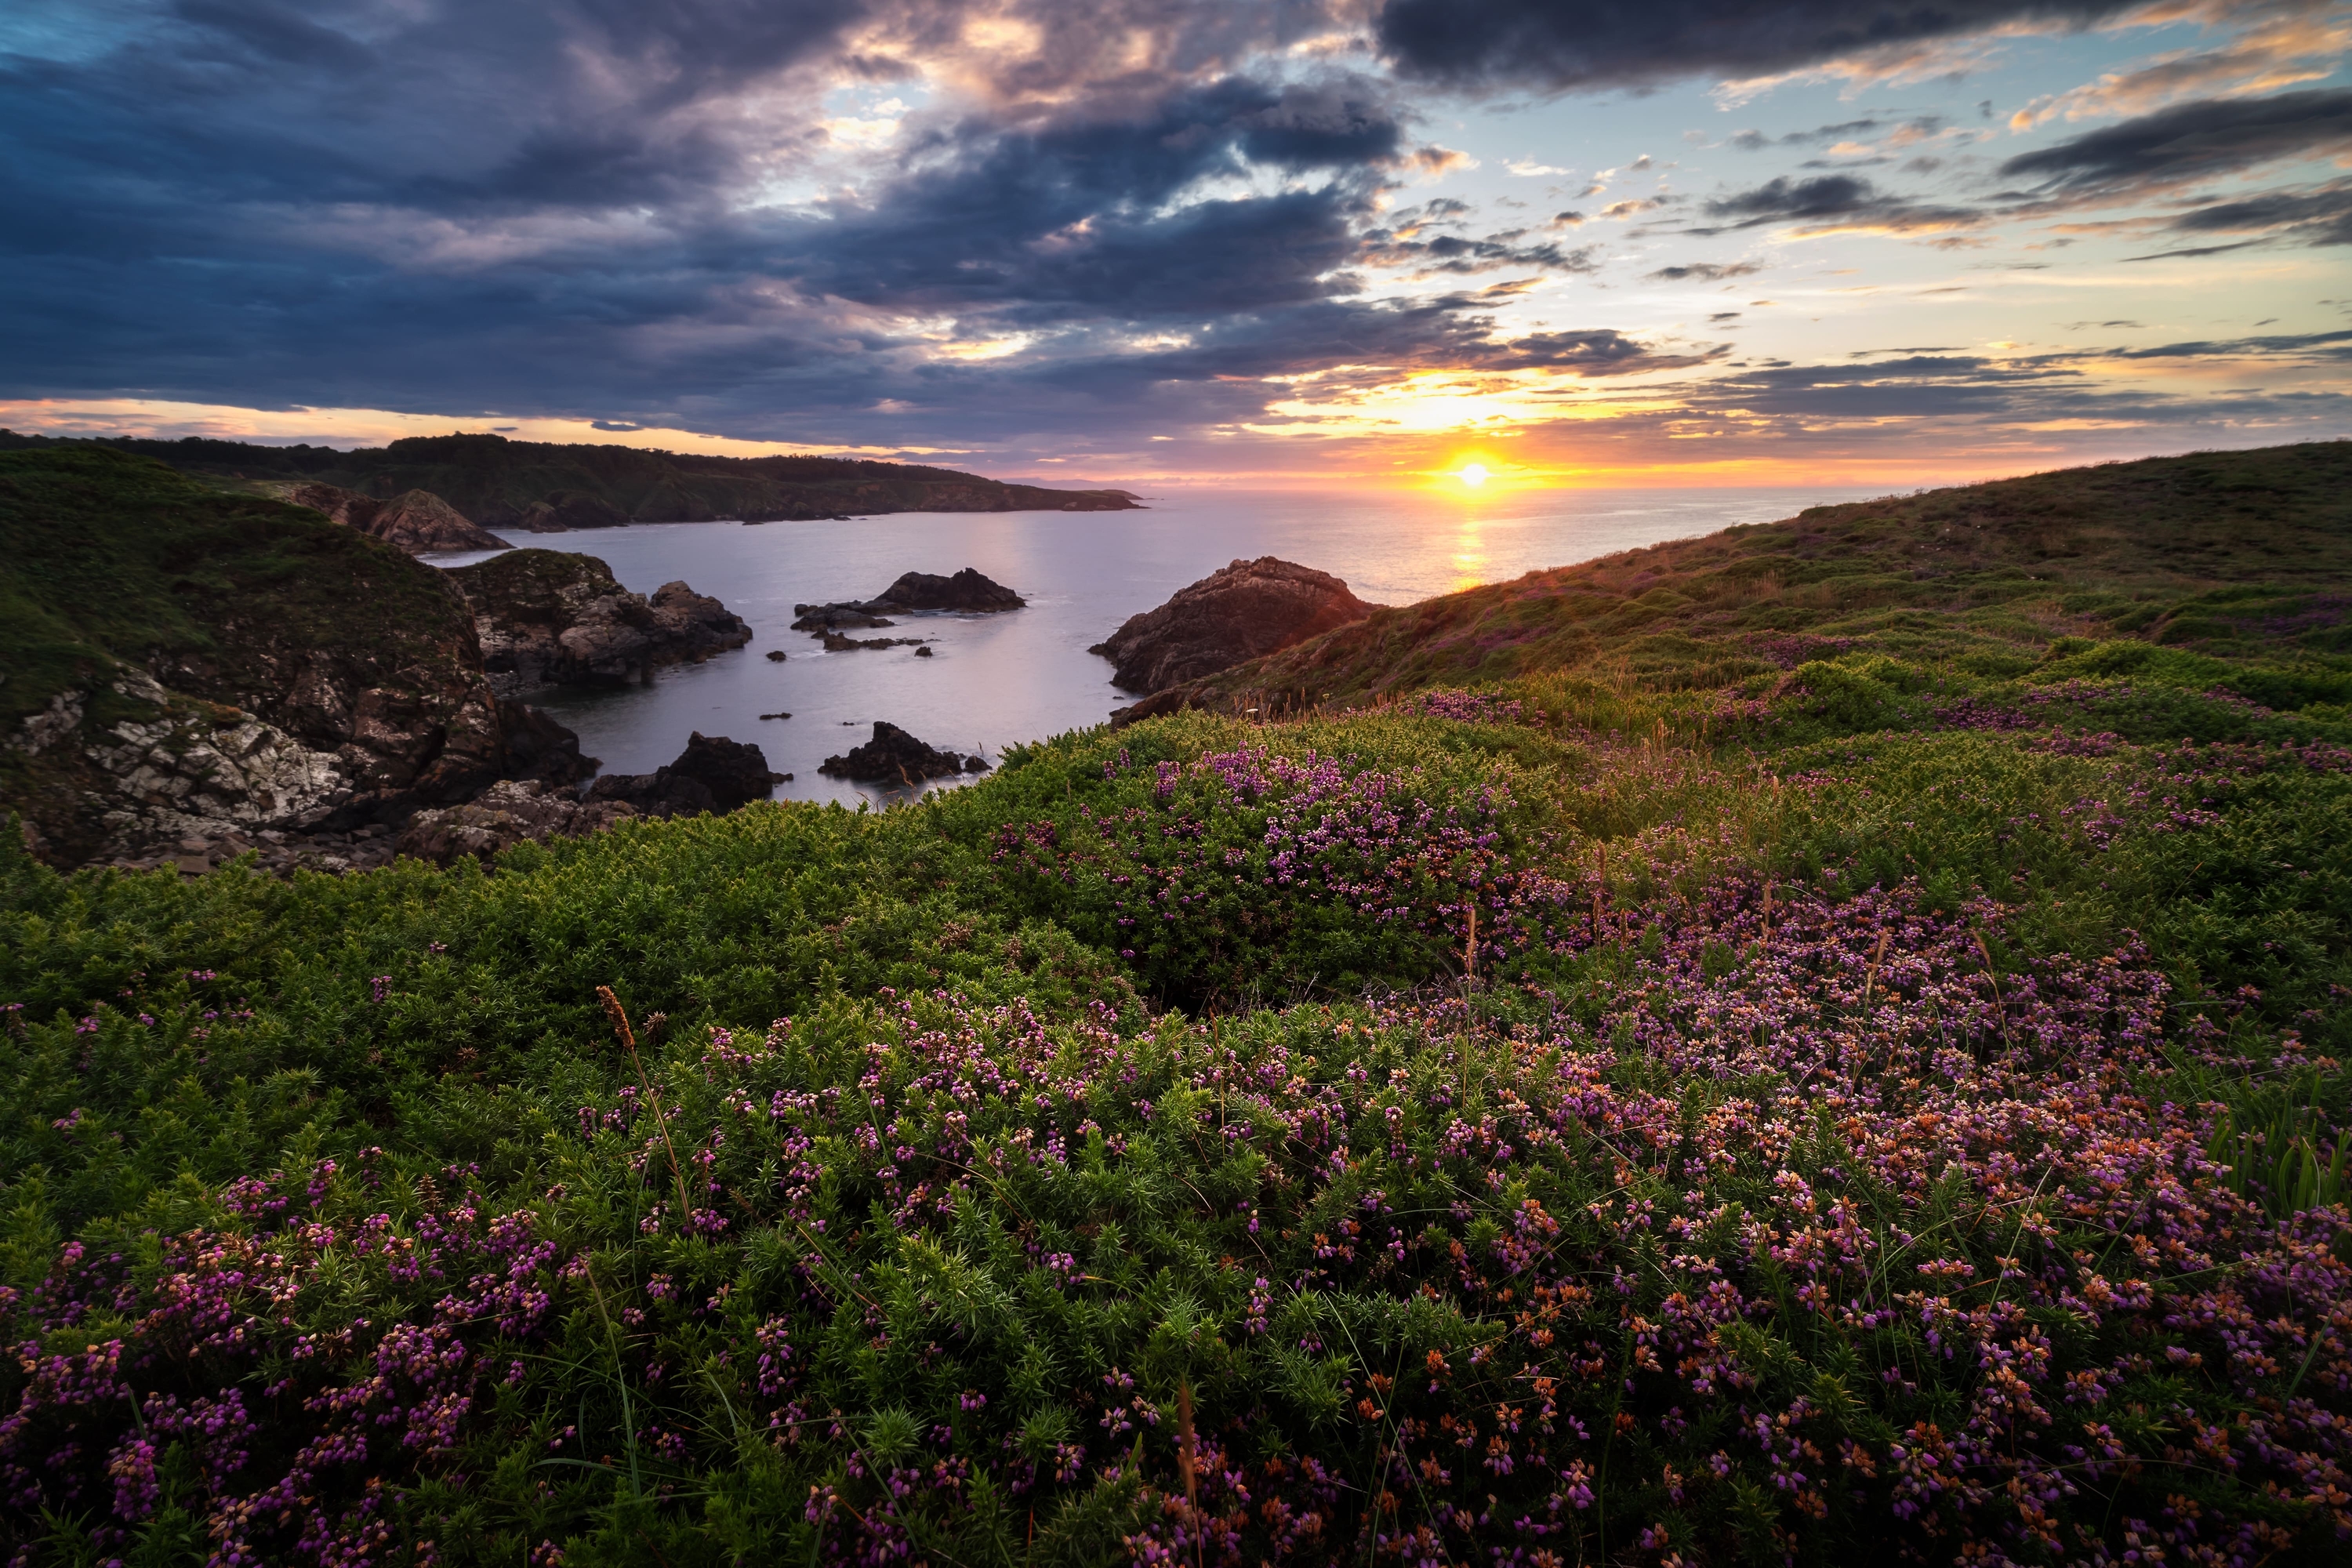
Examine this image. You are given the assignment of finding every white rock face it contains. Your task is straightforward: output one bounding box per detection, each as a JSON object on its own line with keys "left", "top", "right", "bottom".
{"left": 42, "top": 672, "right": 353, "bottom": 852}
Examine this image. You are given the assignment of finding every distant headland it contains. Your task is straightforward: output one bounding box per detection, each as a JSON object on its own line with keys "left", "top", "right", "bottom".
{"left": 0, "top": 429, "right": 1142, "bottom": 530}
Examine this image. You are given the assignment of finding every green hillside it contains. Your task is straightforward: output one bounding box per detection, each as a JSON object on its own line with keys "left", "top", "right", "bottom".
{"left": 1185, "top": 439, "right": 2352, "bottom": 710}
{"left": 2, "top": 441, "right": 2348, "bottom": 1567}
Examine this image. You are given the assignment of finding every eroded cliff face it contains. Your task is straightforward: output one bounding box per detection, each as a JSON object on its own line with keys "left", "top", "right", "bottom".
{"left": 448, "top": 550, "right": 753, "bottom": 693}
{"left": 262, "top": 480, "right": 510, "bottom": 553}
{"left": 0, "top": 448, "right": 586, "bottom": 869}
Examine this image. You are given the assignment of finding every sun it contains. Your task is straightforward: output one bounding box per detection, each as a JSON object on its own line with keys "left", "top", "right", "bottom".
{"left": 1457, "top": 463, "right": 1489, "bottom": 488}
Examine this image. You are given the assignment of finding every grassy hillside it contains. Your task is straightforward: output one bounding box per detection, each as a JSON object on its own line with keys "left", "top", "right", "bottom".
{"left": 1186, "top": 440, "right": 2352, "bottom": 709}
{"left": 0, "top": 447, "right": 473, "bottom": 730}
{"left": 2, "top": 444, "right": 2349, "bottom": 1566}
{"left": 0, "top": 430, "right": 1139, "bottom": 527}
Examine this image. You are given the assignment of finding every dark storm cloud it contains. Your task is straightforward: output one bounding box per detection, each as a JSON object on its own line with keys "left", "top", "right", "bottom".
{"left": 1374, "top": 0, "right": 2129, "bottom": 93}
{"left": 1997, "top": 89, "right": 2352, "bottom": 198}
{"left": 0, "top": 0, "right": 1433, "bottom": 440}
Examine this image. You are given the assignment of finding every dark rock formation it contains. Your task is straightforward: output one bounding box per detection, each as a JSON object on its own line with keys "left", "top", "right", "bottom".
{"left": 497, "top": 698, "right": 598, "bottom": 786}
{"left": 448, "top": 550, "right": 752, "bottom": 692}
{"left": 791, "top": 568, "right": 1022, "bottom": 633}
{"left": 821, "top": 632, "right": 928, "bottom": 652}
{"left": 394, "top": 780, "right": 638, "bottom": 866}
{"left": 586, "top": 732, "right": 780, "bottom": 818}
{"left": 818, "top": 723, "right": 989, "bottom": 783}
{"left": 265, "top": 481, "right": 510, "bottom": 554}
{"left": 877, "top": 568, "right": 1025, "bottom": 612}
{"left": 765, "top": 649, "right": 788, "bottom": 662}
{"left": 1091, "top": 557, "right": 1377, "bottom": 694}
{"left": 791, "top": 608, "right": 895, "bottom": 631}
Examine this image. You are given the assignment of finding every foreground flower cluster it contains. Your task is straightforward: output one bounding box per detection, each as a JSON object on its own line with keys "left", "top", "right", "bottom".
{"left": 5, "top": 875, "right": 2344, "bottom": 1564}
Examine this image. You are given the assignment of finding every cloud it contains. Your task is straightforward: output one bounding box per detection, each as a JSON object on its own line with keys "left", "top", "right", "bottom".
{"left": 2158, "top": 180, "right": 2352, "bottom": 246}
{"left": 1374, "top": 0, "right": 2132, "bottom": 93}
{"left": 1692, "top": 173, "right": 1981, "bottom": 234}
{"left": 1359, "top": 228, "right": 1604, "bottom": 274}
{"left": 2009, "top": 5, "right": 2352, "bottom": 129}
{"left": 1997, "top": 87, "right": 2352, "bottom": 197}
{"left": 1646, "top": 261, "right": 1765, "bottom": 281}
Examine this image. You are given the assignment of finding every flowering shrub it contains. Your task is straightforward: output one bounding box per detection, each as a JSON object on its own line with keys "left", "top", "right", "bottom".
{"left": 4, "top": 636, "right": 2350, "bottom": 1564}
{"left": 985, "top": 742, "right": 1573, "bottom": 1004}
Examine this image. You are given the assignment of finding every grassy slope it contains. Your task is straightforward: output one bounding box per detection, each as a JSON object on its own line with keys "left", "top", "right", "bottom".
{"left": 0, "top": 430, "right": 1134, "bottom": 525}
{"left": 0, "top": 445, "right": 476, "bottom": 728}
{"left": 1, "top": 443, "right": 2348, "bottom": 1566}
{"left": 1195, "top": 440, "right": 2352, "bottom": 706}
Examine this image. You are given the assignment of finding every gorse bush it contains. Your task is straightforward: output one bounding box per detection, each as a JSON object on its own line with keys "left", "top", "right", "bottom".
{"left": 3, "top": 643, "right": 2350, "bottom": 1564}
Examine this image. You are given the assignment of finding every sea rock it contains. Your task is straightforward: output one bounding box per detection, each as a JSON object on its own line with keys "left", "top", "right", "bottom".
{"left": 874, "top": 568, "right": 1024, "bottom": 612}
{"left": 264, "top": 481, "right": 510, "bottom": 554}
{"left": 820, "top": 632, "right": 927, "bottom": 652}
{"left": 448, "top": 550, "right": 752, "bottom": 692}
{"left": 394, "top": 780, "right": 638, "bottom": 866}
{"left": 818, "top": 722, "right": 988, "bottom": 783}
{"left": 790, "top": 567, "right": 1023, "bottom": 630}
{"left": 1091, "top": 557, "right": 1377, "bottom": 694}
{"left": 791, "top": 608, "right": 895, "bottom": 631}
{"left": 585, "top": 732, "right": 781, "bottom": 817}
{"left": 497, "top": 697, "right": 598, "bottom": 786}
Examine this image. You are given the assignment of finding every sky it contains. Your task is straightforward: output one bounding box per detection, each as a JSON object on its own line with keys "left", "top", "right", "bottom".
{"left": 2, "top": 0, "right": 2348, "bottom": 488}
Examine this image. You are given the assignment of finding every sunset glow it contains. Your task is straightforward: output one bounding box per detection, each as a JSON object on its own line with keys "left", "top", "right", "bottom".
{"left": 0, "top": 2, "right": 2340, "bottom": 481}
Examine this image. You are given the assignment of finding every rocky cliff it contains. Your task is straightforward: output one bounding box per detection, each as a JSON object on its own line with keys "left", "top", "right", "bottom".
{"left": 261, "top": 481, "right": 511, "bottom": 553}
{"left": 447, "top": 550, "right": 753, "bottom": 692}
{"left": 0, "top": 448, "right": 587, "bottom": 869}
{"left": 1091, "top": 557, "right": 1378, "bottom": 696}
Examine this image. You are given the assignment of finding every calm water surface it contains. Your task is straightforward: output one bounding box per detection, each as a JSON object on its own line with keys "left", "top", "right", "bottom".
{"left": 426, "top": 485, "right": 1884, "bottom": 805}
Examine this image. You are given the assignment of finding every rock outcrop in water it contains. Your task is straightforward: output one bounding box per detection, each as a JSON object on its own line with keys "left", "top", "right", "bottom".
{"left": 1092, "top": 557, "right": 1377, "bottom": 695}
{"left": 876, "top": 568, "right": 1025, "bottom": 612}
{"left": 448, "top": 550, "right": 752, "bottom": 692}
{"left": 585, "top": 732, "right": 782, "bottom": 818}
{"left": 792, "top": 568, "right": 1023, "bottom": 632}
{"left": 263, "top": 481, "right": 510, "bottom": 554}
{"left": 818, "top": 723, "right": 989, "bottom": 783}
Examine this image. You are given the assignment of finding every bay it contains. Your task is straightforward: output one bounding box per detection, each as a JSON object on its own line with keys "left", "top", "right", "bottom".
{"left": 426, "top": 484, "right": 1886, "bottom": 805}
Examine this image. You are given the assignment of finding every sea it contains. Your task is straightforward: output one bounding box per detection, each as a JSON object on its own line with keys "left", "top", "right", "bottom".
{"left": 423, "top": 485, "right": 1886, "bottom": 805}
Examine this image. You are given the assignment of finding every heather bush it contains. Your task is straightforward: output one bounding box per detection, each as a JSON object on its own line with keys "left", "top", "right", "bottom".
{"left": 3, "top": 659, "right": 2349, "bottom": 1565}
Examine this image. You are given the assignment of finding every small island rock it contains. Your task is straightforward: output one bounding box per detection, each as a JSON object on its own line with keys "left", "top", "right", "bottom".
{"left": 818, "top": 722, "right": 988, "bottom": 783}
{"left": 586, "top": 732, "right": 781, "bottom": 817}
{"left": 791, "top": 567, "right": 1023, "bottom": 630}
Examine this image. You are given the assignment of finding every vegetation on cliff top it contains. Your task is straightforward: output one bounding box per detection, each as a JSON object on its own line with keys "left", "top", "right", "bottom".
{"left": 0, "top": 446, "right": 477, "bottom": 730}
{"left": 2, "top": 441, "right": 2348, "bottom": 1566}
{"left": 0, "top": 429, "right": 1141, "bottom": 528}
{"left": 1188, "top": 440, "right": 2352, "bottom": 710}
